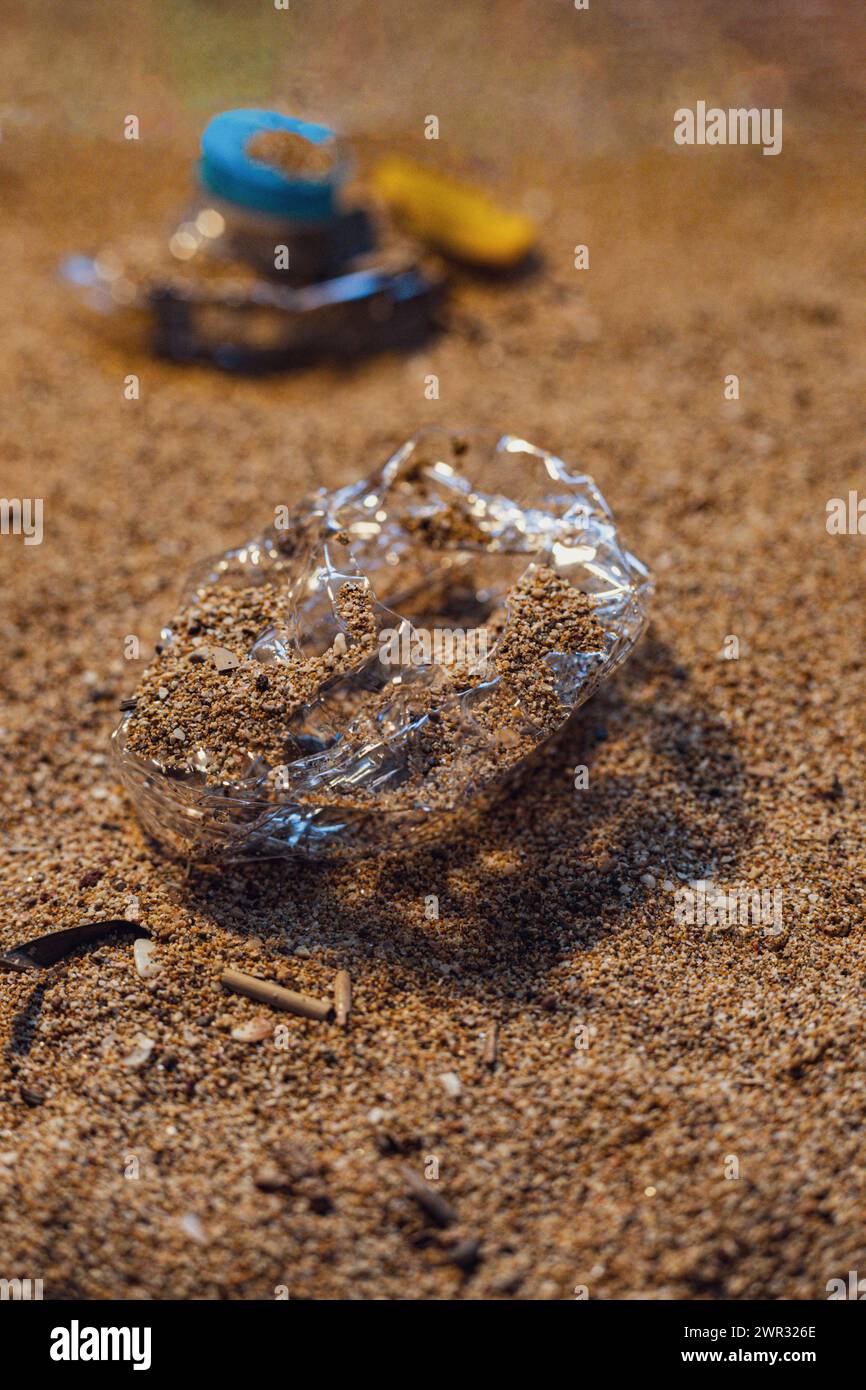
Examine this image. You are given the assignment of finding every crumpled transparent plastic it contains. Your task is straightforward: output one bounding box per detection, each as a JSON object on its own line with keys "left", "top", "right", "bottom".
{"left": 113, "top": 430, "right": 652, "bottom": 860}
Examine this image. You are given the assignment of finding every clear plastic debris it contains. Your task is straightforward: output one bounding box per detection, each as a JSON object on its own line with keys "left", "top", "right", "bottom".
{"left": 113, "top": 430, "right": 652, "bottom": 860}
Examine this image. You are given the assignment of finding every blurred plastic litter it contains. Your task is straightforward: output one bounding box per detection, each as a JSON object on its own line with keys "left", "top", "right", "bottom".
{"left": 372, "top": 156, "right": 537, "bottom": 269}
{"left": 61, "top": 108, "right": 444, "bottom": 370}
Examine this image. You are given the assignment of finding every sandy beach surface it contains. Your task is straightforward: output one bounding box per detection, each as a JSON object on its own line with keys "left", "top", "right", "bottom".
{"left": 1, "top": 1, "right": 865, "bottom": 1298}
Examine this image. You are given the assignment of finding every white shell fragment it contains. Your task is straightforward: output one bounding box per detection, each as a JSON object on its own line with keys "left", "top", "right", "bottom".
{"left": 208, "top": 646, "right": 240, "bottom": 673}
{"left": 231, "top": 1016, "right": 274, "bottom": 1043}
{"left": 121, "top": 1034, "right": 156, "bottom": 1070}
{"left": 179, "top": 1212, "right": 207, "bottom": 1244}
{"left": 133, "top": 937, "right": 162, "bottom": 980}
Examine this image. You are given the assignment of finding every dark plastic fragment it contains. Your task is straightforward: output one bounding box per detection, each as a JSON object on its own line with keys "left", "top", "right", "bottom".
{"left": 0, "top": 920, "right": 150, "bottom": 972}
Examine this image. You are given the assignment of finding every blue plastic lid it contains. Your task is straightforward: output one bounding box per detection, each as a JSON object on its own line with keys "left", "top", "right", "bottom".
{"left": 199, "top": 109, "right": 340, "bottom": 220}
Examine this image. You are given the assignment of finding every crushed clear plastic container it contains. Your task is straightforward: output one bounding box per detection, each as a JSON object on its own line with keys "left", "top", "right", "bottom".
{"left": 113, "top": 430, "right": 652, "bottom": 860}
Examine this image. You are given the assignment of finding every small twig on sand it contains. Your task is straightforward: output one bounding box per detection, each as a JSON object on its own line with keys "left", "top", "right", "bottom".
{"left": 398, "top": 1163, "right": 457, "bottom": 1228}
{"left": 334, "top": 970, "right": 352, "bottom": 1027}
{"left": 221, "top": 968, "right": 333, "bottom": 1022}
{"left": 482, "top": 1018, "right": 499, "bottom": 1069}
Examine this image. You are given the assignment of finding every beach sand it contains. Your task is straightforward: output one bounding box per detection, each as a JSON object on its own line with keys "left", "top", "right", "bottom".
{"left": 1, "top": 0, "right": 864, "bottom": 1298}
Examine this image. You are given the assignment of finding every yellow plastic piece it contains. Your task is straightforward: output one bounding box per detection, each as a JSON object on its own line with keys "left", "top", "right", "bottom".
{"left": 372, "top": 156, "right": 536, "bottom": 269}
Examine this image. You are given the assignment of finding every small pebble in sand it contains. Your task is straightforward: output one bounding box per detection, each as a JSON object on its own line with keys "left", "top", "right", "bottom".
{"left": 207, "top": 646, "right": 240, "bottom": 673}
{"left": 439, "top": 1071, "right": 462, "bottom": 1099}
{"left": 179, "top": 1212, "right": 207, "bottom": 1245}
{"left": 133, "top": 938, "right": 162, "bottom": 980}
{"left": 121, "top": 1034, "right": 155, "bottom": 1070}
